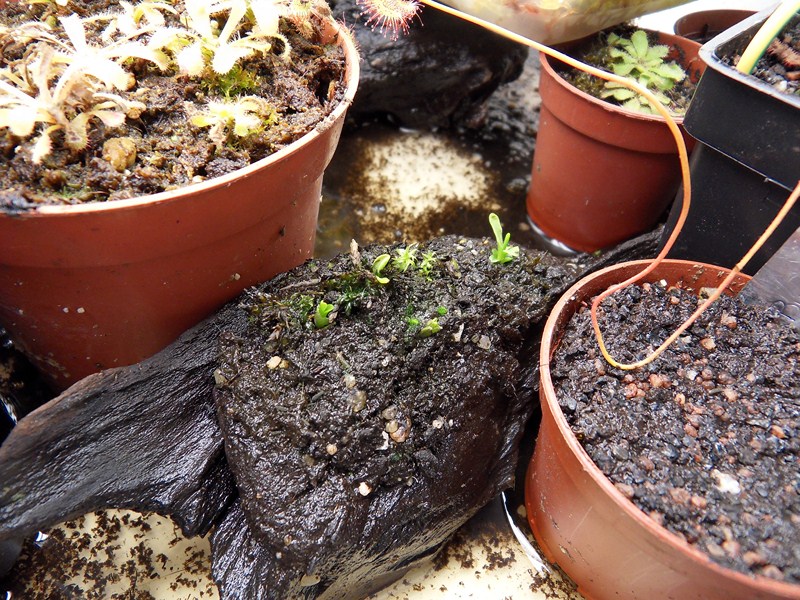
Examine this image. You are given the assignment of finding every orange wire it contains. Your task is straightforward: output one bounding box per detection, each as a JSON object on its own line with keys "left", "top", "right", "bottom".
{"left": 594, "top": 179, "right": 800, "bottom": 369}
{"left": 416, "top": 0, "right": 800, "bottom": 369}
{"left": 415, "top": 0, "right": 693, "bottom": 367}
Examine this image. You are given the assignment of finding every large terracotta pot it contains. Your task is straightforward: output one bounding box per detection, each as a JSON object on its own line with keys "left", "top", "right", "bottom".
{"left": 0, "top": 23, "right": 359, "bottom": 391}
{"left": 526, "top": 259, "right": 800, "bottom": 600}
{"left": 527, "top": 31, "right": 704, "bottom": 253}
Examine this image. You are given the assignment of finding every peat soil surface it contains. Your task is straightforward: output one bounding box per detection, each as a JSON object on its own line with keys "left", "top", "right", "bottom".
{"left": 552, "top": 281, "right": 800, "bottom": 583}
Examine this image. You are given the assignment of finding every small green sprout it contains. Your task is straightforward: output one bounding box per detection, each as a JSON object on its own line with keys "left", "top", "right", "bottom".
{"left": 372, "top": 253, "right": 391, "bottom": 284}
{"left": 436, "top": 306, "right": 448, "bottom": 316}
{"left": 314, "top": 300, "right": 336, "bottom": 329}
{"left": 418, "top": 250, "right": 438, "bottom": 277}
{"left": 392, "top": 243, "right": 418, "bottom": 272}
{"left": 488, "top": 213, "right": 519, "bottom": 265}
{"left": 406, "top": 316, "right": 420, "bottom": 328}
{"left": 419, "top": 318, "right": 441, "bottom": 338}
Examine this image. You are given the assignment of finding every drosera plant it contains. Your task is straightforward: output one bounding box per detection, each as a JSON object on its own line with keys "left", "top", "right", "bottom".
{"left": 598, "top": 30, "right": 688, "bottom": 115}
{"left": 418, "top": 250, "right": 438, "bottom": 278}
{"left": 488, "top": 212, "right": 519, "bottom": 265}
{"left": 392, "top": 243, "right": 419, "bottom": 272}
{"left": 189, "top": 95, "right": 277, "bottom": 149}
{"left": 0, "top": 14, "right": 160, "bottom": 162}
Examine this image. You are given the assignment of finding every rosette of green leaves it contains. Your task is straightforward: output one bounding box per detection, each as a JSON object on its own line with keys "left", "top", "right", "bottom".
{"left": 600, "top": 30, "right": 687, "bottom": 115}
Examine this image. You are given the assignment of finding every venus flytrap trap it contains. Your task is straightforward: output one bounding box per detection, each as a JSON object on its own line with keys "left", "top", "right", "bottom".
{"left": 418, "top": 318, "right": 441, "bottom": 337}
{"left": 314, "top": 300, "right": 336, "bottom": 328}
{"left": 372, "top": 253, "right": 391, "bottom": 284}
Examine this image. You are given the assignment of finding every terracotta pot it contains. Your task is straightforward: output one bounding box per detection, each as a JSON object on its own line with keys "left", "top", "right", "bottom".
{"left": 673, "top": 9, "right": 755, "bottom": 44}
{"left": 526, "top": 31, "right": 704, "bottom": 254}
{"left": 0, "top": 23, "right": 359, "bottom": 391}
{"left": 526, "top": 259, "right": 800, "bottom": 600}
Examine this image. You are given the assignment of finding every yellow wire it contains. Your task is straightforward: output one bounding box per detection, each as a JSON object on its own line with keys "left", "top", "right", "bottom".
{"left": 737, "top": 0, "right": 800, "bottom": 74}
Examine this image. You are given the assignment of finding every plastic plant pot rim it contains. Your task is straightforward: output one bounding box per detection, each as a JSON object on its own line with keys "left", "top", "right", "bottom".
{"left": 539, "top": 29, "right": 698, "bottom": 125}
{"left": 537, "top": 258, "right": 800, "bottom": 597}
{"left": 21, "top": 21, "right": 360, "bottom": 216}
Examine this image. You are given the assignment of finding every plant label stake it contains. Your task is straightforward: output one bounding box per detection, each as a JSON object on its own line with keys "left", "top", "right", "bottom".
{"left": 740, "top": 224, "right": 800, "bottom": 330}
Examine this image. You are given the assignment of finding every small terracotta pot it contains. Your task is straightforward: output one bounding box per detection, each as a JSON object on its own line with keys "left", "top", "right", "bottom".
{"left": 527, "top": 31, "right": 704, "bottom": 254}
{"left": 0, "top": 24, "right": 359, "bottom": 391}
{"left": 527, "top": 259, "right": 800, "bottom": 599}
{"left": 673, "top": 9, "right": 755, "bottom": 44}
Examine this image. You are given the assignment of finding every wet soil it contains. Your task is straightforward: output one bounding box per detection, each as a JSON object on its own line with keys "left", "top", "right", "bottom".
{"left": 552, "top": 281, "right": 800, "bottom": 584}
{"left": 0, "top": 0, "right": 346, "bottom": 208}
{"left": 211, "top": 235, "right": 554, "bottom": 598}
{"left": 556, "top": 25, "right": 699, "bottom": 115}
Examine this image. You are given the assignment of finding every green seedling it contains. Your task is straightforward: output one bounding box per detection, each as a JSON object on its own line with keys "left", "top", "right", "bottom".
{"left": 372, "top": 253, "right": 391, "bottom": 284}
{"left": 418, "top": 250, "right": 438, "bottom": 278}
{"left": 488, "top": 213, "right": 519, "bottom": 264}
{"left": 392, "top": 243, "right": 418, "bottom": 272}
{"left": 436, "top": 306, "right": 448, "bottom": 316}
{"left": 314, "top": 300, "right": 336, "bottom": 329}
{"left": 419, "top": 318, "right": 441, "bottom": 338}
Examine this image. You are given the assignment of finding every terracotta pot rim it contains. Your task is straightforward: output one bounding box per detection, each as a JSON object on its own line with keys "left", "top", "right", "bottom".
{"left": 538, "top": 258, "right": 800, "bottom": 596}
{"left": 538, "top": 28, "right": 699, "bottom": 125}
{"left": 673, "top": 8, "right": 756, "bottom": 37}
{"left": 22, "top": 21, "right": 360, "bottom": 216}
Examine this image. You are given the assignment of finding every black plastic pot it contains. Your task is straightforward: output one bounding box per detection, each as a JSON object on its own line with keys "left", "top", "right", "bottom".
{"left": 661, "top": 7, "right": 800, "bottom": 275}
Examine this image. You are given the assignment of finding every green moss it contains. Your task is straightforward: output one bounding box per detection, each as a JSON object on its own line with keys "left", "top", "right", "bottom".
{"left": 203, "top": 65, "right": 263, "bottom": 98}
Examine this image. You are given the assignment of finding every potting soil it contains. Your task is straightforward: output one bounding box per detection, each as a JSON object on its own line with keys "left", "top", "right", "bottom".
{"left": 553, "top": 281, "right": 800, "bottom": 583}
